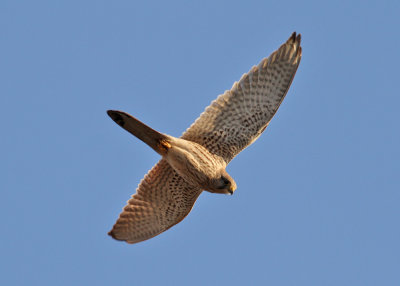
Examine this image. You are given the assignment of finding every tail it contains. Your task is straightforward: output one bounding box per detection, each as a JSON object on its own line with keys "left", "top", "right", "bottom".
{"left": 107, "top": 110, "right": 171, "bottom": 155}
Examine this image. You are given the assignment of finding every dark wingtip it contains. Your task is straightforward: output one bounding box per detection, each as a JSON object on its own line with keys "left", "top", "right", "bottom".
{"left": 107, "top": 110, "right": 125, "bottom": 127}
{"left": 289, "top": 32, "right": 301, "bottom": 44}
{"left": 296, "top": 33, "right": 301, "bottom": 44}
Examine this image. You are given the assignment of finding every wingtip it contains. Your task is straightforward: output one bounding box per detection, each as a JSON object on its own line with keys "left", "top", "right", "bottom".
{"left": 296, "top": 33, "right": 301, "bottom": 44}
{"left": 108, "top": 230, "right": 141, "bottom": 244}
{"left": 108, "top": 229, "right": 127, "bottom": 242}
{"left": 287, "top": 32, "right": 302, "bottom": 61}
{"left": 289, "top": 31, "right": 301, "bottom": 45}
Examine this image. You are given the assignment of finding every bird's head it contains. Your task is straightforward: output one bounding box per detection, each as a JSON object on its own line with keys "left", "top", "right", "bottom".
{"left": 209, "top": 169, "right": 237, "bottom": 195}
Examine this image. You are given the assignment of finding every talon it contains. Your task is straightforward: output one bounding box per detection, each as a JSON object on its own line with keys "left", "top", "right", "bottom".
{"left": 158, "top": 140, "right": 171, "bottom": 154}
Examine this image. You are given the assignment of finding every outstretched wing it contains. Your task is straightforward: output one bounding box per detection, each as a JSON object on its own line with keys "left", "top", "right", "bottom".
{"left": 182, "top": 32, "right": 302, "bottom": 163}
{"left": 108, "top": 159, "right": 202, "bottom": 244}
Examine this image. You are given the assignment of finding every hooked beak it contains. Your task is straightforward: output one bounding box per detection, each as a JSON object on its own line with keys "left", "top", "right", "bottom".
{"left": 228, "top": 184, "right": 236, "bottom": 195}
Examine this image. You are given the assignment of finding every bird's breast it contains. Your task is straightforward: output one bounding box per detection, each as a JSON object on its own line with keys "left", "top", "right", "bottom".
{"left": 163, "top": 139, "right": 224, "bottom": 189}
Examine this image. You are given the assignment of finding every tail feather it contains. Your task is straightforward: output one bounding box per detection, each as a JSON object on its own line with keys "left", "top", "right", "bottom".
{"left": 107, "top": 110, "right": 169, "bottom": 155}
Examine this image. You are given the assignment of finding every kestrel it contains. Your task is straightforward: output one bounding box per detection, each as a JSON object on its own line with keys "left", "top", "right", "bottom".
{"left": 107, "top": 32, "right": 302, "bottom": 243}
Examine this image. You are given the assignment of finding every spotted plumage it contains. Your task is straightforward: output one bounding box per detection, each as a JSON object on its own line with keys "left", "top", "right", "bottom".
{"left": 107, "top": 32, "right": 302, "bottom": 244}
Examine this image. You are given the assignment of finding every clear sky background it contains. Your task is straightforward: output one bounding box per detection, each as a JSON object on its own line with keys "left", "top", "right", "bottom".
{"left": 1, "top": 1, "right": 399, "bottom": 285}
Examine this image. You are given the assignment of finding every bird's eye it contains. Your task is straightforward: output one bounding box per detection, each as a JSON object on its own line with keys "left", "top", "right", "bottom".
{"left": 221, "top": 176, "right": 230, "bottom": 185}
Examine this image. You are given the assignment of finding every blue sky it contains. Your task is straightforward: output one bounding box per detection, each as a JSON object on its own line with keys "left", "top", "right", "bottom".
{"left": 1, "top": 0, "right": 399, "bottom": 285}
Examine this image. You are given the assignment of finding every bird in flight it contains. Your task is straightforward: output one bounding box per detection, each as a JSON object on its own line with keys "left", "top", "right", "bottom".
{"left": 107, "top": 32, "right": 302, "bottom": 244}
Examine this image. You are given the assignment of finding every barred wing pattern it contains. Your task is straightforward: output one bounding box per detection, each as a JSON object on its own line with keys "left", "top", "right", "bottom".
{"left": 182, "top": 33, "right": 302, "bottom": 163}
{"left": 108, "top": 159, "right": 202, "bottom": 244}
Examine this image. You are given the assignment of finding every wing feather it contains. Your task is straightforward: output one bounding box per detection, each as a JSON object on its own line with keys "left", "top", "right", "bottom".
{"left": 181, "top": 32, "right": 302, "bottom": 162}
{"left": 108, "top": 159, "right": 202, "bottom": 244}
